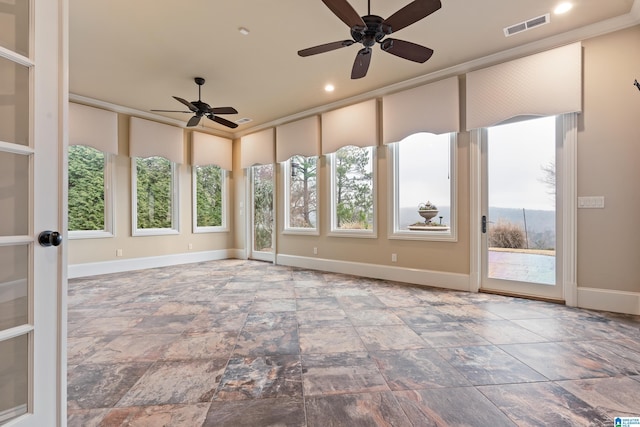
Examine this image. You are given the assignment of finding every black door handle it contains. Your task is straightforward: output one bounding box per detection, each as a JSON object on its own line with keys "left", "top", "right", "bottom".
{"left": 481, "top": 216, "right": 487, "bottom": 234}
{"left": 38, "top": 230, "right": 62, "bottom": 247}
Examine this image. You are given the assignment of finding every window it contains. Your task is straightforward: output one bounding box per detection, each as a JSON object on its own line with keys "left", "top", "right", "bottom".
{"left": 330, "top": 145, "right": 376, "bottom": 236}
{"left": 193, "top": 164, "right": 228, "bottom": 232}
{"left": 284, "top": 155, "right": 318, "bottom": 234}
{"left": 390, "top": 132, "right": 457, "bottom": 241}
{"left": 68, "top": 145, "right": 114, "bottom": 238}
{"left": 132, "top": 156, "right": 179, "bottom": 235}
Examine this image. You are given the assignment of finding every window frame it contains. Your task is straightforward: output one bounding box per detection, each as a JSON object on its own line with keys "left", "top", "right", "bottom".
{"left": 191, "top": 164, "right": 229, "bottom": 234}
{"left": 68, "top": 146, "right": 115, "bottom": 240}
{"left": 282, "top": 156, "right": 319, "bottom": 236}
{"left": 388, "top": 132, "right": 458, "bottom": 242}
{"left": 328, "top": 145, "right": 377, "bottom": 238}
{"left": 131, "top": 156, "right": 180, "bottom": 236}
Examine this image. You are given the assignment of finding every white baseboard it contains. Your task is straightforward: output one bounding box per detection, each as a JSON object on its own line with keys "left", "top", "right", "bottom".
{"left": 577, "top": 287, "right": 640, "bottom": 315}
{"left": 276, "top": 254, "right": 471, "bottom": 292}
{"left": 68, "top": 249, "right": 235, "bottom": 279}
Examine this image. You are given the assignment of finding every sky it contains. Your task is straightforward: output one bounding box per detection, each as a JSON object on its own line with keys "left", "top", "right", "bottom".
{"left": 398, "top": 115, "right": 556, "bottom": 212}
{"left": 487, "top": 116, "right": 556, "bottom": 211}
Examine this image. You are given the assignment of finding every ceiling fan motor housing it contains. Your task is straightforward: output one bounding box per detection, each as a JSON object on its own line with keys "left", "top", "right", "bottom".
{"left": 352, "top": 15, "right": 388, "bottom": 47}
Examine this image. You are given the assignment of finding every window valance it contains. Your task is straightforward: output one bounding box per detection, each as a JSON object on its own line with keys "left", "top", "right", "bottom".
{"left": 129, "top": 117, "right": 184, "bottom": 163}
{"left": 240, "top": 128, "right": 275, "bottom": 168}
{"left": 466, "top": 42, "right": 582, "bottom": 130}
{"left": 321, "top": 99, "right": 377, "bottom": 155}
{"left": 191, "top": 131, "right": 232, "bottom": 171}
{"left": 69, "top": 103, "right": 118, "bottom": 154}
{"left": 382, "top": 76, "right": 459, "bottom": 144}
{"left": 276, "top": 116, "right": 320, "bottom": 162}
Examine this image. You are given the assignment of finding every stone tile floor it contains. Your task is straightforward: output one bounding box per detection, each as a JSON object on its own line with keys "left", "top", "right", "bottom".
{"left": 66, "top": 259, "right": 640, "bottom": 426}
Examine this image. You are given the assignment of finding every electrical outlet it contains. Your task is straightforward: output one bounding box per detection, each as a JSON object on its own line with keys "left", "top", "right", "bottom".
{"left": 116, "top": 249, "right": 123, "bottom": 257}
{"left": 313, "top": 247, "right": 318, "bottom": 255}
{"left": 188, "top": 243, "right": 193, "bottom": 250}
{"left": 391, "top": 253, "right": 397, "bottom": 262}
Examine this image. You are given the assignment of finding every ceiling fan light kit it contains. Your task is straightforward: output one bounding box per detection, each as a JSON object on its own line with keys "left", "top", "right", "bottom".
{"left": 298, "top": 0, "right": 441, "bottom": 79}
{"left": 151, "top": 77, "right": 239, "bottom": 129}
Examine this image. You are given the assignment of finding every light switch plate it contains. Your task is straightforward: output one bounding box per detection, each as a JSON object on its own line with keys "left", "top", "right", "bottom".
{"left": 578, "top": 196, "right": 605, "bottom": 208}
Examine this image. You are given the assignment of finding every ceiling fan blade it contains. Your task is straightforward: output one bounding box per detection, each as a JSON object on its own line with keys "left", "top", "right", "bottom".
{"left": 173, "top": 96, "right": 198, "bottom": 112}
{"left": 187, "top": 115, "right": 201, "bottom": 127}
{"left": 383, "top": 0, "right": 441, "bottom": 34}
{"left": 380, "top": 38, "right": 434, "bottom": 63}
{"left": 351, "top": 48, "right": 372, "bottom": 79}
{"left": 208, "top": 115, "right": 239, "bottom": 129}
{"left": 151, "top": 109, "right": 192, "bottom": 113}
{"left": 208, "top": 107, "right": 238, "bottom": 115}
{"left": 298, "top": 40, "right": 354, "bottom": 57}
{"left": 322, "top": 0, "right": 365, "bottom": 28}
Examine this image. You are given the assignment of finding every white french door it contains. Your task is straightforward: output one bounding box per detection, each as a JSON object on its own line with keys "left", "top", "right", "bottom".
{"left": 0, "top": 0, "right": 66, "bottom": 425}
{"left": 480, "top": 116, "right": 564, "bottom": 301}
{"left": 248, "top": 164, "right": 275, "bottom": 262}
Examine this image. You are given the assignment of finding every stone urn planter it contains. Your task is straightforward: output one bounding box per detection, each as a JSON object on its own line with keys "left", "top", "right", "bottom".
{"left": 418, "top": 201, "right": 438, "bottom": 223}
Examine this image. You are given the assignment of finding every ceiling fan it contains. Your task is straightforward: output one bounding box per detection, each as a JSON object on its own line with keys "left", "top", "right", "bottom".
{"left": 298, "top": 0, "right": 441, "bottom": 79}
{"left": 151, "top": 77, "right": 239, "bottom": 128}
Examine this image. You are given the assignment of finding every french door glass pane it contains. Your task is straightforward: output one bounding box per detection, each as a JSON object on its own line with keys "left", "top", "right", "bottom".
{"left": 0, "top": 0, "right": 30, "bottom": 56}
{"left": 486, "top": 116, "right": 556, "bottom": 285}
{"left": 0, "top": 57, "right": 29, "bottom": 146}
{"left": 253, "top": 164, "right": 273, "bottom": 252}
{"left": 0, "top": 334, "right": 29, "bottom": 423}
{"left": 0, "top": 151, "right": 29, "bottom": 236}
{"left": 0, "top": 245, "right": 28, "bottom": 331}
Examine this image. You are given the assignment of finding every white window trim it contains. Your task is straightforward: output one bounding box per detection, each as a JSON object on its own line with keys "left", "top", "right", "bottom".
{"left": 388, "top": 133, "right": 458, "bottom": 242}
{"left": 282, "top": 158, "right": 320, "bottom": 236}
{"left": 131, "top": 157, "right": 180, "bottom": 236}
{"left": 328, "top": 146, "right": 377, "bottom": 238}
{"left": 68, "top": 151, "right": 115, "bottom": 240}
{"left": 192, "top": 165, "right": 229, "bottom": 234}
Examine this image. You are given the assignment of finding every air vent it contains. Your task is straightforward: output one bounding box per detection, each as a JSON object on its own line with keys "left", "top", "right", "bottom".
{"left": 235, "top": 118, "right": 253, "bottom": 124}
{"left": 504, "top": 13, "right": 550, "bottom": 37}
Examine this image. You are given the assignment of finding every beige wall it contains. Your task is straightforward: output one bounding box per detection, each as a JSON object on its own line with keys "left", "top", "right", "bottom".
{"left": 577, "top": 26, "right": 640, "bottom": 293}
{"left": 69, "top": 25, "right": 640, "bottom": 298}
{"left": 68, "top": 114, "right": 234, "bottom": 265}
{"left": 273, "top": 132, "right": 470, "bottom": 274}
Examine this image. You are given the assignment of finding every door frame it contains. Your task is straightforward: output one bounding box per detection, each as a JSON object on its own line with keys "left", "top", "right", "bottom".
{"left": 469, "top": 114, "right": 577, "bottom": 305}
{"left": 245, "top": 164, "right": 276, "bottom": 263}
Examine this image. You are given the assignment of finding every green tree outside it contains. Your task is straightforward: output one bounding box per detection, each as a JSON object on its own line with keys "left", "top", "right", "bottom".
{"left": 136, "top": 156, "right": 173, "bottom": 229}
{"left": 253, "top": 164, "right": 273, "bottom": 251}
{"left": 68, "top": 145, "right": 105, "bottom": 231}
{"left": 335, "top": 146, "right": 373, "bottom": 229}
{"left": 196, "top": 165, "right": 223, "bottom": 227}
{"left": 289, "top": 155, "right": 317, "bottom": 228}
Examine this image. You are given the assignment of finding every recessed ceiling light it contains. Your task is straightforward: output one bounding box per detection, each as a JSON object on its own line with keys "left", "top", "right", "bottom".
{"left": 238, "top": 27, "right": 250, "bottom": 35}
{"left": 554, "top": 2, "right": 572, "bottom": 14}
{"left": 324, "top": 84, "right": 335, "bottom": 92}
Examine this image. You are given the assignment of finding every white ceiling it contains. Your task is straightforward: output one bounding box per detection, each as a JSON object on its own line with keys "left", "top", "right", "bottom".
{"left": 69, "top": 0, "right": 638, "bottom": 136}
